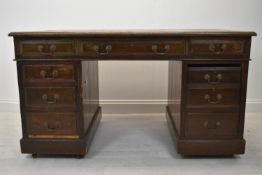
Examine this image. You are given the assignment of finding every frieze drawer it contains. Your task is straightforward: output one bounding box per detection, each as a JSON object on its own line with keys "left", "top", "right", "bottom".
{"left": 190, "top": 39, "right": 248, "bottom": 57}
{"left": 78, "top": 40, "right": 186, "bottom": 57}
{"left": 17, "top": 40, "right": 76, "bottom": 58}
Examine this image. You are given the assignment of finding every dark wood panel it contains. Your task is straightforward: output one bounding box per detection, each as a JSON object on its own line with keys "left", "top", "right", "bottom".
{"left": 20, "top": 107, "right": 101, "bottom": 157}
{"left": 26, "top": 112, "right": 77, "bottom": 137}
{"left": 187, "top": 88, "right": 240, "bottom": 107}
{"left": 23, "top": 62, "right": 76, "bottom": 83}
{"left": 81, "top": 61, "right": 99, "bottom": 133}
{"left": 24, "top": 87, "right": 77, "bottom": 110}
{"left": 188, "top": 65, "right": 241, "bottom": 85}
{"left": 177, "top": 139, "right": 245, "bottom": 155}
{"left": 79, "top": 40, "right": 186, "bottom": 57}
{"left": 17, "top": 39, "right": 76, "bottom": 57}
{"left": 166, "top": 107, "right": 245, "bottom": 155}
{"left": 167, "top": 61, "right": 183, "bottom": 134}
{"left": 190, "top": 39, "right": 248, "bottom": 57}
{"left": 185, "top": 113, "right": 239, "bottom": 138}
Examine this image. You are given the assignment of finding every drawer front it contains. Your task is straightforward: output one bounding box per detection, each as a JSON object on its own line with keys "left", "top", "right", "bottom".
{"left": 190, "top": 39, "right": 247, "bottom": 56}
{"left": 18, "top": 40, "right": 76, "bottom": 57}
{"left": 25, "top": 87, "right": 76, "bottom": 109}
{"left": 188, "top": 65, "right": 241, "bottom": 85}
{"left": 79, "top": 40, "right": 186, "bottom": 56}
{"left": 187, "top": 88, "right": 240, "bottom": 107}
{"left": 23, "top": 63, "right": 75, "bottom": 83}
{"left": 185, "top": 113, "right": 239, "bottom": 138}
{"left": 26, "top": 112, "right": 78, "bottom": 137}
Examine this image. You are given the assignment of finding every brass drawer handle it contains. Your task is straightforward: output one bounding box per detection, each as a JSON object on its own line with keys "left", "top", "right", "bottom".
{"left": 204, "top": 93, "right": 222, "bottom": 104}
{"left": 209, "top": 43, "right": 227, "bottom": 54}
{"left": 49, "top": 44, "right": 57, "bottom": 52}
{"left": 40, "top": 70, "right": 58, "bottom": 79}
{"left": 204, "top": 73, "right": 223, "bottom": 84}
{"left": 93, "top": 44, "right": 112, "bottom": 55}
{"left": 152, "top": 44, "right": 170, "bottom": 55}
{"left": 42, "top": 93, "right": 59, "bottom": 104}
{"left": 37, "top": 45, "right": 44, "bottom": 52}
{"left": 204, "top": 121, "right": 221, "bottom": 129}
{"left": 37, "top": 44, "right": 57, "bottom": 53}
{"left": 43, "top": 121, "right": 60, "bottom": 130}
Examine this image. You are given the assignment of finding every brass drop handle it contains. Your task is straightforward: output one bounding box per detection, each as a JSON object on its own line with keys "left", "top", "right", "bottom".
{"left": 52, "top": 70, "right": 58, "bottom": 77}
{"left": 43, "top": 121, "right": 60, "bottom": 130}
{"left": 152, "top": 44, "right": 170, "bottom": 55}
{"left": 209, "top": 43, "right": 227, "bottom": 54}
{"left": 40, "top": 70, "right": 59, "bottom": 79}
{"left": 204, "top": 121, "right": 221, "bottom": 129}
{"left": 93, "top": 44, "right": 112, "bottom": 55}
{"left": 37, "top": 44, "right": 56, "bottom": 52}
{"left": 204, "top": 93, "right": 223, "bottom": 104}
{"left": 49, "top": 44, "right": 57, "bottom": 52}
{"left": 37, "top": 45, "right": 44, "bottom": 52}
{"left": 42, "top": 93, "right": 59, "bottom": 104}
{"left": 204, "top": 73, "right": 223, "bottom": 84}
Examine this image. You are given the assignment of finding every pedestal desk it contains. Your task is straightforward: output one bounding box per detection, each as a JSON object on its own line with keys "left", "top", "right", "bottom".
{"left": 9, "top": 30, "right": 257, "bottom": 157}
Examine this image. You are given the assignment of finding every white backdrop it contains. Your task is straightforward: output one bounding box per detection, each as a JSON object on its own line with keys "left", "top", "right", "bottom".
{"left": 0, "top": 0, "right": 261, "bottom": 113}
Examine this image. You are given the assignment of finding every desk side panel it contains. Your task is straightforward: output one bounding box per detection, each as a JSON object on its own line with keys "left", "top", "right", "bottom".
{"left": 167, "top": 61, "right": 182, "bottom": 135}
{"left": 81, "top": 61, "right": 100, "bottom": 133}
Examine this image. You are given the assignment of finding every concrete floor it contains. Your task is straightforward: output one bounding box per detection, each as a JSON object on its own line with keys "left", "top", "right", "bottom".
{"left": 0, "top": 112, "right": 262, "bottom": 175}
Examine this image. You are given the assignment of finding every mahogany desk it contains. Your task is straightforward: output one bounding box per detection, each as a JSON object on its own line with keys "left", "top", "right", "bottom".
{"left": 9, "top": 30, "right": 256, "bottom": 157}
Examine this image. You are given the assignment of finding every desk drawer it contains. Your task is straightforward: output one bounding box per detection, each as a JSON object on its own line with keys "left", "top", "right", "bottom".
{"left": 187, "top": 88, "right": 240, "bottom": 107}
{"left": 190, "top": 39, "right": 247, "bottom": 57}
{"left": 185, "top": 113, "right": 239, "bottom": 138}
{"left": 188, "top": 64, "right": 241, "bottom": 85}
{"left": 23, "top": 63, "right": 76, "bottom": 83}
{"left": 26, "top": 112, "right": 78, "bottom": 137}
{"left": 79, "top": 40, "right": 186, "bottom": 56}
{"left": 18, "top": 40, "right": 76, "bottom": 57}
{"left": 25, "top": 87, "right": 76, "bottom": 109}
